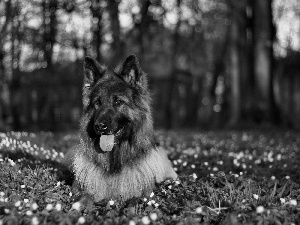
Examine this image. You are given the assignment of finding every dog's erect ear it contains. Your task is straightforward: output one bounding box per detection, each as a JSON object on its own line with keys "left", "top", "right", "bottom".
{"left": 84, "top": 57, "right": 106, "bottom": 88}
{"left": 120, "top": 55, "right": 147, "bottom": 89}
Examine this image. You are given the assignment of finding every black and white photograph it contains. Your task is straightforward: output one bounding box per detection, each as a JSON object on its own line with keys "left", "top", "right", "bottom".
{"left": 0, "top": 0, "right": 300, "bottom": 224}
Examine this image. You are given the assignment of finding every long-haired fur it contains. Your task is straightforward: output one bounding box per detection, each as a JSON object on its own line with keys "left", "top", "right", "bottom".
{"left": 65, "top": 55, "right": 177, "bottom": 202}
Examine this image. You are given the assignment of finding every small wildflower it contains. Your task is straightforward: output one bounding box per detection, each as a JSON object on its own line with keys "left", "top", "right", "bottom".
{"left": 280, "top": 198, "right": 286, "bottom": 204}
{"left": 154, "top": 203, "right": 160, "bottom": 207}
{"left": 204, "top": 162, "right": 208, "bottom": 166}
{"left": 143, "top": 198, "right": 147, "bottom": 202}
{"left": 0, "top": 192, "right": 4, "bottom": 197}
{"left": 109, "top": 200, "right": 114, "bottom": 206}
{"left": 69, "top": 192, "right": 73, "bottom": 197}
{"left": 150, "top": 213, "right": 158, "bottom": 221}
{"left": 21, "top": 185, "right": 26, "bottom": 189}
{"left": 192, "top": 173, "right": 197, "bottom": 179}
{"left": 285, "top": 176, "right": 290, "bottom": 179}
{"left": 174, "top": 180, "right": 180, "bottom": 185}
{"left": 78, "top": 216, "right": 85, "bottom": 224}
{"left": 4, "top": 209, "right": 10, "bottom": 214}
{"left": 72, "top": 202, "right": 81, "bottom": 211}
{"left": 46, "top": 204, "right": 53, "bottom": 211}
{"left": 271, "top": 176, "right": 276, "bottom": 180}
{"left": 26, "top": 210, "right": 33, "bottom": 216}
{"left": 129, "top": 220, "right": 136, "bottom": 225}
{"left": 253, "top": 194, "right": 259, "bottom": 200}
{"left": 289, "top": 199, "right": 297, "bottom": 206}
{"left": 56, "top": 182, "right": 61, "bottom": 187}
{"left": 141, "top": 216, "right": 150, "bottom": 225}
{"left": 149, "top": 192, "right": 154, "bottom": 198}
{"left": 195, "top": 207, "right": 203, "bottom": 214}
{"left": 31, "top": 216, "right": 39, "bottom": 225}
{"left": 168, "top": 185, "right": 172, "bottom": 189}
{"left": 24, "top": 199, "right": 29, "bottom": 203}
{"left": 191, "top": 164, "right": 195, "bottom": 169}
{"left": 256, "top": 206, "right": 265, "bottom": 214}
{"left": 147, "top": 201, "right": 152, "bottom": 206}
{"left": 31, "top": 203, "right": 38, "bottom": 211}
{"left": 55, "top": 203, "right": 62, "bottom": 211}
{"left": 15, "top": 201, "right": 21, "bottom": 207}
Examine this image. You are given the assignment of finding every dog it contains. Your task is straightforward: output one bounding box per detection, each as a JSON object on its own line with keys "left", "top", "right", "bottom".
{"left": 64, "top": 55, "right": 177, "bottom": 203}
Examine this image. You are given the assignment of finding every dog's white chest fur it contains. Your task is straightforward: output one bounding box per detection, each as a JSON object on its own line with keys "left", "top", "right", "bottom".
{"left": 73, "top": 147, "right": 175, "bottom": 201}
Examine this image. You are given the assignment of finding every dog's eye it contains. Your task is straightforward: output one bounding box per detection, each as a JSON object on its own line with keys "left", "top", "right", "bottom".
{"left": 114, "top": 97, "right": 123, "bottom": 106}
{"left": 94, "top": 100, "right": 101, "bottom": 108}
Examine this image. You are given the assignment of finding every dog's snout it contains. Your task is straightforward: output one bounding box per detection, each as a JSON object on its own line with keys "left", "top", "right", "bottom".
{"left": 94, "top": 122, "right": 108, "bottom": 134}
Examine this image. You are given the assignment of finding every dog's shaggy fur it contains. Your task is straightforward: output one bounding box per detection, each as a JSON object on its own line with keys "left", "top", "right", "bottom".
{"left": 64, "top": 55, "right": 177, "bottom": 202}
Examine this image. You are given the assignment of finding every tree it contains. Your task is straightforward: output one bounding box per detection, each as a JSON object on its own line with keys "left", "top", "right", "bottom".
{"left": 42, "top": 0, "right": 58, "bottom": 69}
{"left": 165, "top": 0, "right": 182, "bottom": 129}
{"left": 253, "top": 0, "right": 279, "bottom": 123}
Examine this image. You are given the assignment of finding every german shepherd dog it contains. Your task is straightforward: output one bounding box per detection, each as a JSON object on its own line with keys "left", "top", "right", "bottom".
{"left": 64, "top": 55, "right": 177, "bottom": 203}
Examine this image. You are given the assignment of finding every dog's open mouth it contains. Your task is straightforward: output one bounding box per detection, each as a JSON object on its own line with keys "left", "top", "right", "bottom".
{"left": 99, "top": 127, "right": 124, "bottom": 152}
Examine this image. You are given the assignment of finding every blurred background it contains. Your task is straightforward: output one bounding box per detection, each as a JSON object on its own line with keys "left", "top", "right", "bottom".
{"left": 0, "top": 0, "right": 299, "bottom": 131}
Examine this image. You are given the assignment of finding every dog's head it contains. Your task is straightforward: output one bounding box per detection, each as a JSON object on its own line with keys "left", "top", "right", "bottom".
{"left": 80, "top": 55, "right": 155, "bottom": 172}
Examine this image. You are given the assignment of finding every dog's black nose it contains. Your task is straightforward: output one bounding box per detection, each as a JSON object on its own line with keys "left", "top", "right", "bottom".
{"left": 94, "top": 123, "right": 107, "bottom": 134}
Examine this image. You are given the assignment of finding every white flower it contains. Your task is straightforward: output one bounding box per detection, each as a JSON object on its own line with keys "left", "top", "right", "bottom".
{"left": 71, "top": 202, "right": 81, "bottom": 211}
{"left": 21, "top": 185, "right": 25, "bottom": 189}
{"left": 15, "top": 201, "right": 21, "bottom": 207}
{"left": 56, "top": 182, "right": 61, "bottom": 187}
{"left": 285, "top": 175, "right": 290, "bottom": 179}
{"left": 109, "top": 200, "right": 114, "bottom": 206}
{"left": 289, "top": 199, "right": 297, "bottom": 206}
{"left": 0, "top": 192, "right": 4, "bottom": 197}
{"left": 129, "top": 220, "right": 136, "bottom": 225}
{"left": 55, "top": 203, "right": 62, "bottom": 211}
{"left": 149, "top": 192, "right": 154, "bottom": 198}
{"left": 31, "top": 203, "right": 38, "bottom": 211}
{"left": 32, "top": 216, "right": 39, "bottom": 225}
{"left": 192, "top": 173, "right": 197, "bottom": 179}
{"left": 174, "top": 180, "right": 180, "bottom": 185}
{"left": 191, "top": 164, "right": 195, "bottom": 169}
{"left": 150, "top": 213, "right": 158, "bottom": 221}
{"left": 195, "top": 207, "right": 203, "bottom": 214}
{"left": 26, "top": 210, "right": 33, "bottom": 216}
{"left": 271, "top": 176, "right": 275, "bottom": 180}
{"left": 45, "top": 204, "right": 53, "bottom": 211}
{"left": 168, "top": 185, "right": 172, "bottom": 189}
{"left": 154, "top": 203, "right": 160, "bottom": 208}
{"left": 69, "top": 192, "right": 73, "bottom": 197}
{"left": 256, "top": 206, "right": 265, "bottom": 213}
{"left": 143, "top": 198, "right": 147, "bottom": 202}
{"left": 253, "top": 194, "right": 259, "bottom": 200}
{"left": 24, "top": 199, "right": 29, "bottom": 203}
{"left": 78, "top": 216, "right": 85, "bottom": 224}
{"left": 141, "top": 216, "right": 150, "bottom": 225}
{"left": 4, "top": 209, "right": 10, "bottom": 214}
{"left": 280, "top": 198, "right": 286, "bottom": 204}
{"left": 147, "top": 201, "right": 152, "bottom": 206}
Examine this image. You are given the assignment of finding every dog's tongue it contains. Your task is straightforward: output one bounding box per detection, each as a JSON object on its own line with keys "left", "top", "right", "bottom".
{"left": 100, "top": 135, "right": 115, "bottom": 152}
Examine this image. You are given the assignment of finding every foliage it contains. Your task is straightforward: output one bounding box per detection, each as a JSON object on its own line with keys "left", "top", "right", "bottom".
{"left": 0, "top": 130, "right": 300, "bottom": 224}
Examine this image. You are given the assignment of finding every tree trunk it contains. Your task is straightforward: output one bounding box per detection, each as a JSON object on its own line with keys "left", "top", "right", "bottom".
{"left": 107, "top": 0, "right": 123, "bottom": 65}
{"left": 42, "top": 0, "right": 58, "bottom": 68}
{"left": 253, "top": 0, "right": 276, "bottom": 123}
{"left": 228, "top": 14, "right": 241, "bottom": 125}
{"left": 165, "top": 0, "right": 181, "bottom": 129}
{"left": 90, "top": 0, "right": 103, "bottom": 62}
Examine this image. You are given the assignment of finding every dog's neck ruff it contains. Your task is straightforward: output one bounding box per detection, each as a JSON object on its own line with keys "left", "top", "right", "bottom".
{"left": 73, "top": 146, "right": 169, "bottom": 201}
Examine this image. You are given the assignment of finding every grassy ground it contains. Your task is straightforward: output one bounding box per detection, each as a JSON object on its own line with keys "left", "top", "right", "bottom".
{"left": 0, "top": 130, "right": 300, "bottom": 224}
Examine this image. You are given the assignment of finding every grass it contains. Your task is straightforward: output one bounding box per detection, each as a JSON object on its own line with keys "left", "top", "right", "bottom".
{"left": 0, "top": 130, "right": 300, "bottom": 224}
